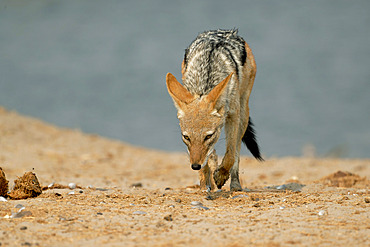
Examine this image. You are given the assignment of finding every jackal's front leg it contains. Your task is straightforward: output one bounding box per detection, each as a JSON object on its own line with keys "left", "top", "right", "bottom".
{"left": 199, "top": 150, "right": 217, "bottom": 191}
{"left": 213, "top": 114, "right": 239, "bottom": 189}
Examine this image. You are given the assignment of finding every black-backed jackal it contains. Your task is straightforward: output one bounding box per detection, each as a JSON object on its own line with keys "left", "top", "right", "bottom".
{"left": 166, "top": 29, "right": 263, "bottom": 191}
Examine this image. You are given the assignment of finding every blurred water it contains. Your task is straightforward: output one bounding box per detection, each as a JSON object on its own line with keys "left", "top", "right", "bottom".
{"left": 0, "top": 0, "right": 369, "bottom": 158}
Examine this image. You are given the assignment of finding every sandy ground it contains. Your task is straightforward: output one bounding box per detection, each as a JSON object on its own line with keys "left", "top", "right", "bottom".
{"left": 0, "top": 106, "right": 369, "bottom": 246}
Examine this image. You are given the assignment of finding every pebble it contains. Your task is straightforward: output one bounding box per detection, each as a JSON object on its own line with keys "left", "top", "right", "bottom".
{"left": 68, "top": 183, "right": 76, "bottom": 189}
{"left": 95, "top": 187, "right": 109, "bottom": 191}
{"left": 192, "top": 205, "right": 210, "bottom": 210}
{"left": 133, "top": 211, "right": 147, "bottom": 215}
{"left": 20, "top": 226, "right": 27, "bottom": 230}
{"left": 365, "top": 198, "right": 370, "bottom": 203}
{"left": 48, "top": 182, "right": 55, "bottom": 188}
{"left": 190, "top": 201, "right": 203, "bottom": 206}
{"left": 129, "top": 203, "right": 135, "bottom": 206}
{"left": 11, "top": 211, "right": 32, "bottom": 219}
{"left": 318, "top": 210, "right": 326, "bottom": 216}
{"left": 266, "top": 183, "right": 305, "bottom": 192}
{"left": 68, "top": 191, "right": 75, "bottom": 195}
{"left": 279, "top": 206, "right": 285, "bottom": 210}
{"left": 164, "top": 214, "right": 173, "bottom": 221}
{"left": 131, "top": 182, "right": 142, "bottom": 188}
{"left": 231, "top": 195, "right": 249, "bottom": 199}
{"left": 0, "top": 196, "right": 7, "bottom": 202}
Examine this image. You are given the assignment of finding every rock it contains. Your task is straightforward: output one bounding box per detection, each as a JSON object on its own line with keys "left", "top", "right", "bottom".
{"left": 265, "top": 183, "right": 305, "bottom": 192}
{"left": 318, "top": 210, "right": 326, "bottom": 216}
{"left": 11, "top": 210, "right": 32, "bottom": 218}
{"left": 95, "top": 187, "right": 108, "bottom": 191}
{"left": 192, "top": 205, "right": 209, "bottom": 210}
{"left": 231, "top": 195, "right": 248, "bottom": 199}
{"left": 133, "top": 211, "right": 147, "bottom": 215}
{"left": 68, "top": 183, "right": 76, "bottom": 189}
{"left": 0, "top": 196, "right": 7, "bottom": 202}
{"left": 190, "top": 201, "right": 203, "bottom": 206}
{"left": 164, "top": 214, "right": 173, "bottom": 221}
{"left": 131, "top": 182, "right": 143, "bottom": 188}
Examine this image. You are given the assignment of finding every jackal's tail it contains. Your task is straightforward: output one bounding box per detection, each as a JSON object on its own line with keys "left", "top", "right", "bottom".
{"left": 242, "top": 117, "right": 264, "bottom": 161}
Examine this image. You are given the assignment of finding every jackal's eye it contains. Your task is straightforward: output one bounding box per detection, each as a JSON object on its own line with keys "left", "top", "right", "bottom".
{"left": 204, "top": 133, "right": 213, "bottom": 141}
{"left": 182, "top": 135, "right": 190, "bottom": 142}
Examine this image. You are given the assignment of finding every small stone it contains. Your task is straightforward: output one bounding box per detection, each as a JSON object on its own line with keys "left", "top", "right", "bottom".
{"left": 364, "top": 197, "right": 370, "bottom": 203}
{"left": 68, "top": 183, "right": 76, "bottom": 189}
{"left": 95, "top": 187, "right": 108, "bottom": 191}
{"left": 97, "top": 212, "right": 103, "bottom": 215}
{"left": 175, "top": 199, "right": 181, "bottom": 203}
{"left": 131, "top": 182, "right": 142, "bottom": 188}
{"left": 169, "top": 205, "right": 175, "bottom": 208}
{"left": 68, "top": 191, "right": 75, "bottom": 195}
{"left": 18, "top": 206, "right": 26, "bottom": 212}
{"left": 231, "top": 195, "right": 248, "bottom": 199}
{"left": 11, "top": 211, "right": 32, "bottom": 218}
{"left": 20, "top": 226, "right": 27, "bottom": 230}
{"left": 164, "top": 214, "right": 173, "bottom": 221}
{"left": 48, "top": 183, "right": 55, "bottom": 188}
{"left": 129, "top": 203, "right": 135, "bottom": 206}
{"left": 0, "top": 196, "right": 7, "bottom": 202}
{"left": 164, "top": 187, "right": 172, "bottom": 190}
{"left": 280, "top": 206, "right": 285, "bottom": 210}
{"left": 276, "top": 185, "right": 286, "bottom": 190}
{"left": 133, "top": 211, "right": 147, "bottom": 215}
{"left": 192, "top": 205, "right": 209, "bottom": 210}
{"left": 190, "top": 201, "right": 203, "bottom": 206}
{"left": 132, "top": 210, "right": 146, "bottom": 215}
{"left": 318, "top": 210, "right": 326, "bottom": 216}
{"left": 79, "top": 190, "right": 83, "bottom": 193}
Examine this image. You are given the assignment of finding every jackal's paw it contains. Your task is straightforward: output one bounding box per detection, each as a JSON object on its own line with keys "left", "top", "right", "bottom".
{"left": 230, "top": 181, "right": 242, "bottom": 191}
{"left": 213, "top": 167, "right": 230, "bottom": 189}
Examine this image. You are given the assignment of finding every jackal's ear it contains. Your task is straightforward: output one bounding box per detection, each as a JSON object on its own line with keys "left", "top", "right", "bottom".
{"left": 207, "top": 72, "right": 234, "bottom": 109}
{"left": 166, "top": 73, "right": 194, "bottom": 108}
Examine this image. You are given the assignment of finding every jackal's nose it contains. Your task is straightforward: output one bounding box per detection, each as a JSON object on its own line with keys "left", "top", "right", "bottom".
{"left": 191, "top": 164, "right": 201, "bottom": 170}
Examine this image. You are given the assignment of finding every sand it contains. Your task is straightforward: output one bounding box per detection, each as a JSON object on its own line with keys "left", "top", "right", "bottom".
{"left": 0, "top": 106, "right": 369, "bottom": 246}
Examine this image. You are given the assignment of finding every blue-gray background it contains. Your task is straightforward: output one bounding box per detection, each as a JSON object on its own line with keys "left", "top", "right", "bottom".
{"left": 1, "top": 0, "right": 369, "bottom": 158}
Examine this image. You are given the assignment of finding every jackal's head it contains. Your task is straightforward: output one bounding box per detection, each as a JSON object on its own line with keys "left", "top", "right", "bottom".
{"left": 166, "top": 72, "right": 233, "bottom": 170}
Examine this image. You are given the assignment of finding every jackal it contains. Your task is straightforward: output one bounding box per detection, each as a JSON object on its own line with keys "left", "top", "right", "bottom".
{"left": 166, "top": 29, "right": 263, "bottom": 191}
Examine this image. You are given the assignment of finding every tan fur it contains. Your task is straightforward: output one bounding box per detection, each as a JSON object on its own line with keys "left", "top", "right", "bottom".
{"left": 166, "top": 40, "right": 257, "bottom": 191}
